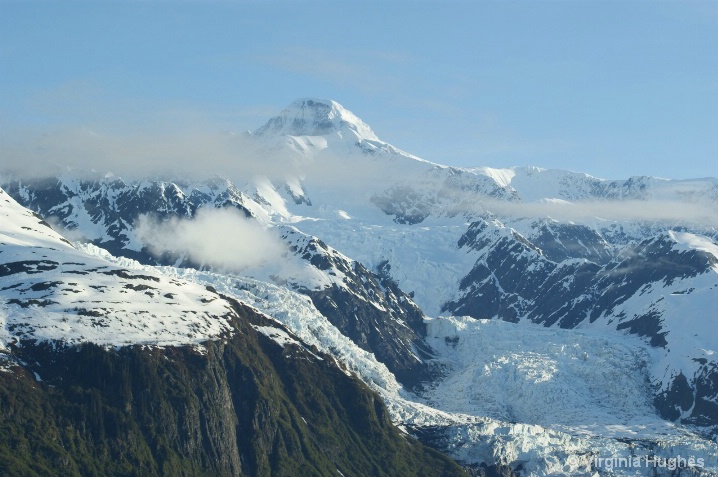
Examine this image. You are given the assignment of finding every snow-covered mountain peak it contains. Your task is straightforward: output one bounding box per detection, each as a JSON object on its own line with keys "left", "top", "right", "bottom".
{"left": 253, "top": 98, "right": 379, "bottom": 141}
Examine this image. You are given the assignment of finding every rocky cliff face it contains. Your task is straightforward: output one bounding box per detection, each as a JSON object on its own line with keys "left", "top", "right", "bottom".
{"left": 284, "top": 230, "right": 434, "bottom": 388}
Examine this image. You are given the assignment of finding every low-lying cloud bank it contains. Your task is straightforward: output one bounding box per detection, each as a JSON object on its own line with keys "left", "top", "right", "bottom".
{"left": 0, "top": 126, "right": 297, "bottom": 181}
{"left": 480, "top": 198, "right": 718, "bottom": 228}
{"left": 2, "top": 123, "right": 716, "bottom": 229}
{"left": 136, "top": 207, "right": 287, "bottom": 273}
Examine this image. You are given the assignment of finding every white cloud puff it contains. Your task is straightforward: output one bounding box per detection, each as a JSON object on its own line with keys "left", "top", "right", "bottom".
{"left": 136, "top": 207, "right": 287, "bottom": 272}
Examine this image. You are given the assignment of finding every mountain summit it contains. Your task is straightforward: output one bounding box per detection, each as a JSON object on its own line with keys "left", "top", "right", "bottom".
{"left": 254, "top": 98, "right": 379, "bottom": 140}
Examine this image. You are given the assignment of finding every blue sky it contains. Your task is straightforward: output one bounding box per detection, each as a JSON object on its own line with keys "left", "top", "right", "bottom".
{"left": 1, "top": 0, "right": 716, "bottom": 179}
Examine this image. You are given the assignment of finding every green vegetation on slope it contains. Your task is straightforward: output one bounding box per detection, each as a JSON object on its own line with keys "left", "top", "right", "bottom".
{"left": 0, "top": 302, "right": 466, "bottom": 477}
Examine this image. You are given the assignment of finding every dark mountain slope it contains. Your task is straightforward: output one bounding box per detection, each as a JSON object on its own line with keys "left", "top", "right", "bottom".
{"left": 0, "top": 302, "right": 466, "bottom": 477}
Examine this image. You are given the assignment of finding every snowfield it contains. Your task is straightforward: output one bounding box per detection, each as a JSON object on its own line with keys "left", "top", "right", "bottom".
{"left": 0, "top": 188, "right": 235, "bottom": 349}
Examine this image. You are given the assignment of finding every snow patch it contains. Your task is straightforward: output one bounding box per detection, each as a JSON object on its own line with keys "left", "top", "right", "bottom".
{"left": 669, "top": 231, "right": 718, "bottom": 261}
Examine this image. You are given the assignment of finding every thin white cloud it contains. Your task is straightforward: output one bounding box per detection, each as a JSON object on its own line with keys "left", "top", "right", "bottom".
{"left": 0, "top": 126, "right": 299, "bottom": 181}
{"left": 479, "top": 198, "right": 718, "bottom": 228}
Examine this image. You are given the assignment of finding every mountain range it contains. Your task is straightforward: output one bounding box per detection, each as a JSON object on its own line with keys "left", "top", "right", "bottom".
{"left": 1, "top": 98, "right": 717, "bottom": 476}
